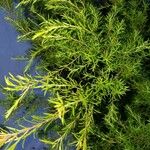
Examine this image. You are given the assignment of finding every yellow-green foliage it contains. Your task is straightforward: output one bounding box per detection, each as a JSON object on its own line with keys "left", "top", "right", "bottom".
{"left": 1, "top": 0, "right": 150, "bottom": 150}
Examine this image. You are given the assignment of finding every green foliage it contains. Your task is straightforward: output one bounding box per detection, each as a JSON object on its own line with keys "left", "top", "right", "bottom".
{"left": 1, "top": 0, "right": 150, "bottom": 149}
{"left": 127, "top": 124, "right": 150, "bottom": 150}
{"left": 0, "top": 0, "right": 13, "bottom": 11}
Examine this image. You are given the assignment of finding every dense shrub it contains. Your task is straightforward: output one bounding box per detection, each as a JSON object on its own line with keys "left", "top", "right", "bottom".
{"left": 1, "top": 0, "right": 150, "bottom": 150}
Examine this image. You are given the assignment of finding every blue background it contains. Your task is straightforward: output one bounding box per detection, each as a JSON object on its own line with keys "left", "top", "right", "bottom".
{"left": 0, "top": 10, "right": 48, "bottom": 150}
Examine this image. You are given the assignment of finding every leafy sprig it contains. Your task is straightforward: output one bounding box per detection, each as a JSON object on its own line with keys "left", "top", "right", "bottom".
{"left": 1, "top": 0, "right": 150, "bottom": 150}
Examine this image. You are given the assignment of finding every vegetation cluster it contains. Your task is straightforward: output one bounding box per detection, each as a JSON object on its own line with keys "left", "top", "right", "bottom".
{"left": 0, "top": 0, "right": 150, "bottom": 150}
